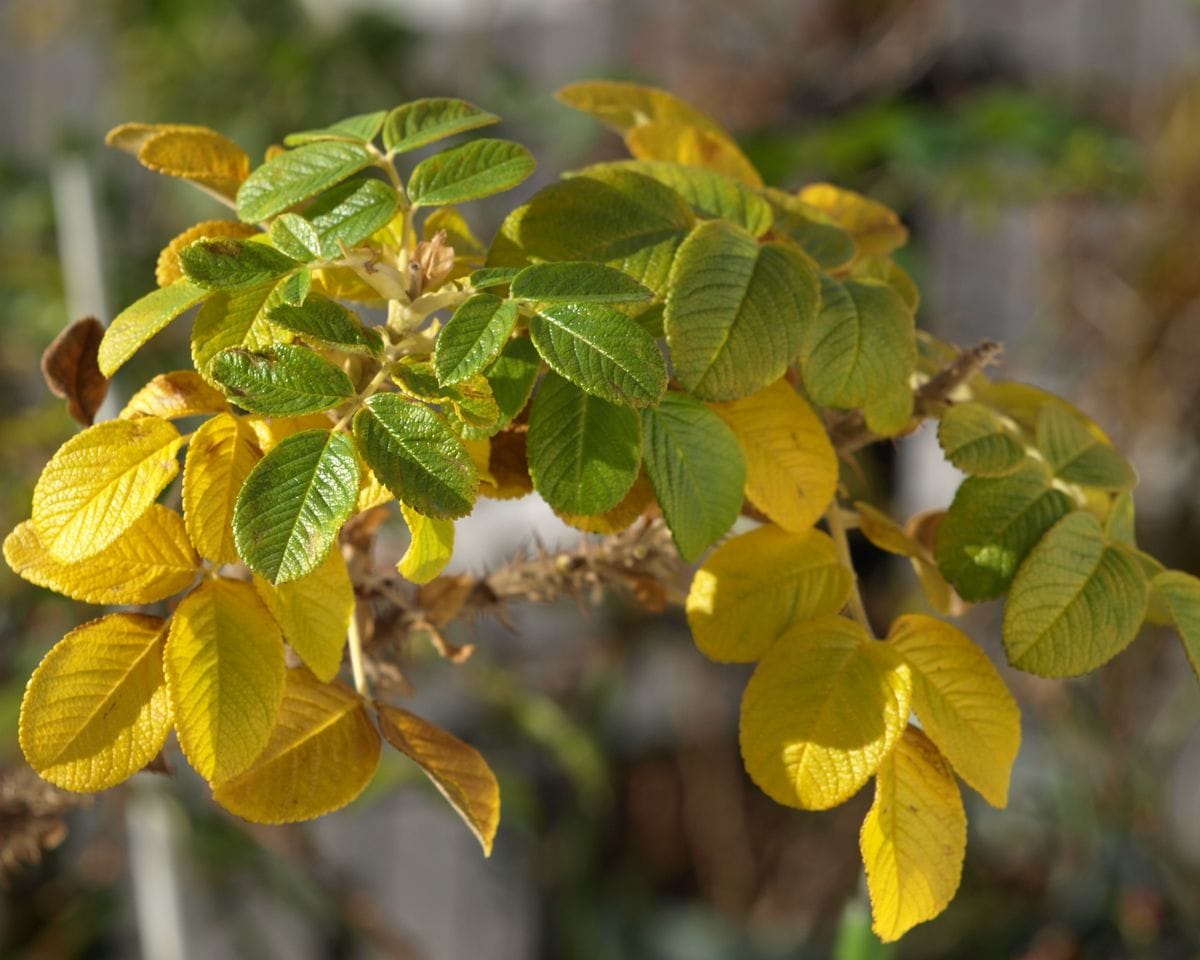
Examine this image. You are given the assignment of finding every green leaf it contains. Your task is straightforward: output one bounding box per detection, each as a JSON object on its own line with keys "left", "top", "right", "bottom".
{"left": 98, "top": 280, "right": 208, "bottom": 376}
{"left": 512, "top": 169, "right": 695, "bottom": 294}
{"left": 511, "top": 262, "right": 653, "bottom": 304}
{"left": 233, "top": 429, "right": 360, "bottom": 585}
{"left": 665, "top": 220, "right": 818, "bottom": 402}
{"left": 1153, "top": 570, "right": 1200, "bottom": 683}
{"left": 1035, "top": 405, "right": 1137, "bottom": 490}
{"left": 527, "top": 373, "right": 641, "bottom": 515}
{"left": 408, "top": 139, "right": 535, "bottom": 208}
{"left": 284, "top": 110, "right": 387, "bottom": 147}
{"left": 392, "top": 359, "right": 500, "bottom": 432}
{"left": 267, "top": 294, "right": 383, "bottom": 355}
{"left": 640, "top": 392, "right": 746, "bottom": 561}
{"left": 277, "top": 269, "right": 311, "bottom": 307}
{"left": 304, "top": 178, "right": 400, "bottom": 257}
{"left": 1002, "top": 511, "right": 1148, "bottom": 676}
{"left": 433, "top": 294, "right": 520, "bottom": 385}
{"left": 269, "top": 213, "right": 323, "bottom": 261}
{"left": 179, "top": 239, "right": 300, "bottom": 289}
{"left": 353, "top": 395, "right": 477, "bottom": 519}
{"left": 528, "top": 303, "right": 668, "bottom": 408}
{"left": 470, "top": 266, "right": 521, "bottom": 291}
{"left": 935, "top": 462, "right": 1073, "bottom": 602}
{"left": 582, "top": 160, "right": 773, "bottom": 235}
{"left": 191, "top": 277, "right": 289, "bottom": 381}
{"left": 801, "top": 276, "right": 915, "bottom": 435}
{"left": 383, "top": 98, "right": 500, "bottom": 154}
{"left": 480, "top": 336, "right": 540, "bottom": 432}
{"left": 762, "top": 191, "right": 856, "bottom": 270}
{"left": 237, "top": 141, "right": 376, "bottom": 223}
{"left": 210, "top": 344, "right": 355, "bottom": 416}
{"left": 937, "top": 402, "right": 1026, "bottom": 476}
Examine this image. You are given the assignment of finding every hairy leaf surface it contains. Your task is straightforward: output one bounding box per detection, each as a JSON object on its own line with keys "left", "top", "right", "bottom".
{"left": 433, "top": 294, "right": 520, "bottom": 385}
{"left": 211, "top": 344, "right": 355, "bottom": 416}
{"left": 182, "top": 413, "right": 261, "bottom": 565}
{"left": 408, "top": 139, "right": 535, "bottom": 207}
{"left": 237, "top": 141, "right": 375, "bottom": 222}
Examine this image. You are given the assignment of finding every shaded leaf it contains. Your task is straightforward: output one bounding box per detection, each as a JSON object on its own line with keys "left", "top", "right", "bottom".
{"left": 938, "top": 403, "right": 1026, "bottom": 477}
{"left": 267, "top": 294, "right": 382, "bottom": 355}
{"left": 120, "top": 371, "right": 229, "bottom": 421}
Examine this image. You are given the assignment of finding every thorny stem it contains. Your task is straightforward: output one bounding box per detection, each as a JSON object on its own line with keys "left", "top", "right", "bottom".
{"left": 348, "top": 609, "right": 370, "bottom": 698}
{"left": 825, "top": 502, "right": 873, "bottom": 636}
{"left": 331, "top": 361, "right": 397, "bottom": 433}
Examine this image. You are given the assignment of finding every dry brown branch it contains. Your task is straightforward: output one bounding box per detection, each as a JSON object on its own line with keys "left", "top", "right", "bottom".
{"left": 0, "top": 764, "right": 92, "bottom": 883}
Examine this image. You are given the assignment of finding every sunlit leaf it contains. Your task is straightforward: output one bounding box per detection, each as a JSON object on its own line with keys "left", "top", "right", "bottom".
{"left": 182, "top": 413, "right": 261, "bottom": 565}
{"left": 255, "top": 548, "right": 353, "bottom": 682}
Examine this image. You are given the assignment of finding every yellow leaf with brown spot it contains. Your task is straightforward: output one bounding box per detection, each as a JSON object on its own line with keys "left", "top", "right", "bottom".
{"left": 378, "top": 704, "right": 500, "bottom": 855}
{"left": 860, "top": 727, "right": 966, "bottom": 942}
{"left": 213, "top": 669, "right": 380, "bottom": 823}
{"left": 740, "top": 616, "right": 911, "bottom": 809}
{"left": 182, "top": 413, "right": 261, "bottom": 565}
{"left": 133, "top": 126, "right": 250, "bottom": 202}
{"left": 32, "top": 417, "right": 184, "bottom": 562}
{"left": 120, "top": 371, "right": 229, "bottom": 420}
{"left": 255, "top": 548, "right": 353, "bottom": 682}
{"left": 19, "top": 614, "right": 172, "bottom": 792}
{"left": 156, "top": 220, "right": 259, "bottom": 287}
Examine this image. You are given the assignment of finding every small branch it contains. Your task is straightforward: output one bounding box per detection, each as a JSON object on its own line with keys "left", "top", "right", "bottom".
{"left": 825, "top": 503, "right": 872, "bottom": 635}
{"left": 348, "top": 610, "right": 370, "bottom": 698}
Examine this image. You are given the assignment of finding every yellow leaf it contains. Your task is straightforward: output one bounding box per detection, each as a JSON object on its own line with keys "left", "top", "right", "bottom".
{"left": 478, "top": 430, "right": 533, "bottom": 500}
{"left": 5, "top": 505, "right": 198, "bottom": 605}
{"left": 19, "top": 613, "right": 172, "bottom": 792}
{"left": 182, "top": 413, "right": 261, "bottom": 565}
{"left": 356, "top": 464, "right": 394, "bottom": 512}
{"left": 687, "top": 525, "right": 852, "bottom": 663}
{"left": 556, "top": 79, "right": 725, "bottom": 136}
{"left": 255, "top": 548, "right": 353, "bottom": 682}
{"left": 309, "top": 266, "right": 386, "bottom": 303}
{"left": 739, "top": 615, "right": 911, "bottom": 809}
{"left": 106, "top": 121, "right": 214, "bottom": 155}
{"left": 164, "top": 579, "right": 285, "bottom": 784}
{"left": 887, "top": 615, "right": 1020, "bottom": 807}
{"left": 131, "top": 126, "right": 250, "bottom": 203}
{"left": 626, "top": 121, "right": 762, "bottom": 187}
{"left": 860, "top": 727, "right": 966, "bottom": 942}
{"left": 798, "top": 183, "right": 908, "bottom": 258}
{"left": 398, "top": 504, "right": 455, "bottom": 585}
{"left": 246, "top": 413, "right": 335, "bottom": 452}
{"left": 213, "top": 669, "right": 380, "bottom": 823}
{"left": 853, "top": 501, "right": 920, "bottom": 557}
{"left": 377, "top": 704, "right": 501, "bottom": 856}
{"left": 711, "top": 379, "right": 837, "bottom": 533}
{"left": 557, "top": 470, "right": 655, "bottom": 534}
{"left": 32, "top": 416, "right": 184, "bottom": 562}
{"left": 120, "top": 371, "right": 230, "bottom": 420}
{"left": 156, "top": 220, "right": 259, "bottom": 287}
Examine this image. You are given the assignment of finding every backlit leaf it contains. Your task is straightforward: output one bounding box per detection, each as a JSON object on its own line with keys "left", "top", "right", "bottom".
{"left": 353, "top": 395, "right": 477, "bottom": 519}
{"left": 887, "top": 614, "right": 1020, "bottom": 807}
{"left": 120, "top": 371, "right": 229, "bottom": 420}
{"left": 398, "top": 503, "right": 455, "bottom": 584}
{"left": 131, "top": 126, "right": 250, "bottom": 202}
{"left": 433, "top": 294, "right": 520, "bottom": 385}
{"left": 157, "top": 220, "right": 261, "bottom": 287}
{"left": 860, "top": 727, "right": 966, "bottom": 942}
{"left": 527, "top": 373, "right": 641, "bottom": 516}
{"left": 1035, "top": 404, "right": 1137, "bottom": 490}
{"left": 32, "top": 416, "right": 184, "bottom": 562}
{"left": 182, "top": 413, "right": 261, "bottom": 565}
{"left": 1153, "top": 570, "right": 1200, "bottom": 683}
{"left": 5, "top": 506, "right": 198, "bottom": 605}
{"left": 667, "top": 220, "right": 818, "bottom": 401}
{"left": 211, "top": 344, "right": 355, "bottom": 416}
{"left": 408, "top": 139, "right": 535, "bottom": 208}
{"left": 938, "top": 402, "right": 1026, "bottom": 477}
{"left": 164, "top": 579, "right": 285, "bottom": 783}
{"left": 798, "top": 183, "right": 908, "bottom": 257}
{"left": 19, "top": 614, "right": 172, "bottom": 792}
{"left": 625, "top": 121, "right": 762, "bottom": 187}
{"left": 41, "top": 316, "right": 108, "bottom": 427}
{"left": 304, "top": 178, "right": 400, "bottom": 258}
{"left": 1002, "top": 511, "right": 1148, "bottom": 676}
{"left": 511, "top": 261, "right": 653, "bottom": 304}
{"left": 98, "top": 280, "right": 208, "bottom": 377}
{"left": 556, "top": 79, "right": 725, "bottom": 135}
{"left": 284, "top": 110, "right": 387, "bottom": 147}
{"left": 255, "top": 548, "right": 353, "bottom": 682}
{"left": 237, "top": 141, "right": 376, "bottom": 222}
{"left": 528, "top": 303, "right": 667, "bottom": 407}
{"left": 854, "top": 502, "right": 920, "bottom": 558}
{"left": 687, "top": 526, "right": 851, "bottom": 662}
{"left": 267, "top": 295, "right": 382, "bottom": 355}
{"left": 383, "top": 98, "right": 500, "bottom": 154}
{"left": 640, "top": 392, "right": 745, "bottom": 561}
{"left": 710, "top": 379, "right": 837, "bottom": 531}
{"left": 233, "top": 429, "right": 361, "bottom": 584}
{"left": 377, "top": 704, "right": 500, "bottom": 856}
{"left": 213, "top": 669, "right": 380, "bottom": 823}
{"left": 740, "top": 615, "right": 911, "bottom": 809}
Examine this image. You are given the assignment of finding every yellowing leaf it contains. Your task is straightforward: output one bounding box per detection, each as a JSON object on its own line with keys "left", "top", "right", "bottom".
{"left": 255, "top": 548, "right": 353, "bottom": 682}
{"left": 887, "top": 614, "right": 1020, "bottom": 807}
{"left": 711, "top": 379, "right": 837, "bottom": 532}
{"left": 213, "top": 669, "right": 380, "bottom": 823}
{"left": 356, "top": 464, "right": 394, "bottom": 512}
{"left": 164, "top": 579, "right": 285, "bottom": 784}
{"left": 5, "top": 506, "right": 198, "bottom": 605}
{"left": 860, "top": 727, "right": 966, "bottom": 942}
{"left": 132, "top": 126, "right": 250, "bottom": 203}
{"left": 182, "top": 413, "right": 261, "bottom": 565}
{"left": 32, "top": 417, "right": 184, "bottom": 562}
{"left": 245, "top": 413, "right": 334, "bottom": 452}
{"left": 398, "top": 504, "right": 455, "bottom": 585}
{"left": 156, "top": 220, "right": 259, "bottom": 287}
{"left": 557, "top": 470, "right": 655, "bottom": 534}
{"left": 556, "top": 80, "right": 725, "bottom": 135}
{"left": 378, "top": 704, "right": 501, "bottom": 856}
{"left": 120, "top": 371, "right": 229, "bottom": 420}
{"left": 687, "top": 525, "right": 852, "bottom": 662}
{"left": 739, "top": 616, "right": 911, "bottom": 809}
{"left": 854, "top": 501, "right": 920, "bottom": 557}
{"left": 625, "top": 122, "right": 762, "bottom": 187}
{"left": 19, "top": 614, "right": 172, "bottom": 792}
{"left": 798, "top": 183, "right": 908, "bottom": 258}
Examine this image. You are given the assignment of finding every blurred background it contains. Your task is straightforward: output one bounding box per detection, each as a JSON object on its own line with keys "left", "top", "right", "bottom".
{"left": 3, "top": 0, "right": 1200, "bottom": 957}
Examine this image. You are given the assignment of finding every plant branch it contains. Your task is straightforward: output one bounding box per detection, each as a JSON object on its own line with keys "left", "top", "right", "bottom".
{"left": 825, "top": 503, "right": 872, "bottom": 635}
{"left": 347, "top": 609, "right": 370, "bottom": 698}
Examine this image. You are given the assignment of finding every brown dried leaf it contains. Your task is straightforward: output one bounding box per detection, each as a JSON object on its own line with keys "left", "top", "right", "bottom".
{"left": 413, "top": 230, "right": 456, "bottom": 294}
{"left": 418, "top": 575, "right": 477, "bottom": 628}
{"left": 0, "top": 765, "right": 91, "bottom": 882}
{"left": 41, "top": 317, "right": 109, "bottom": 426}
